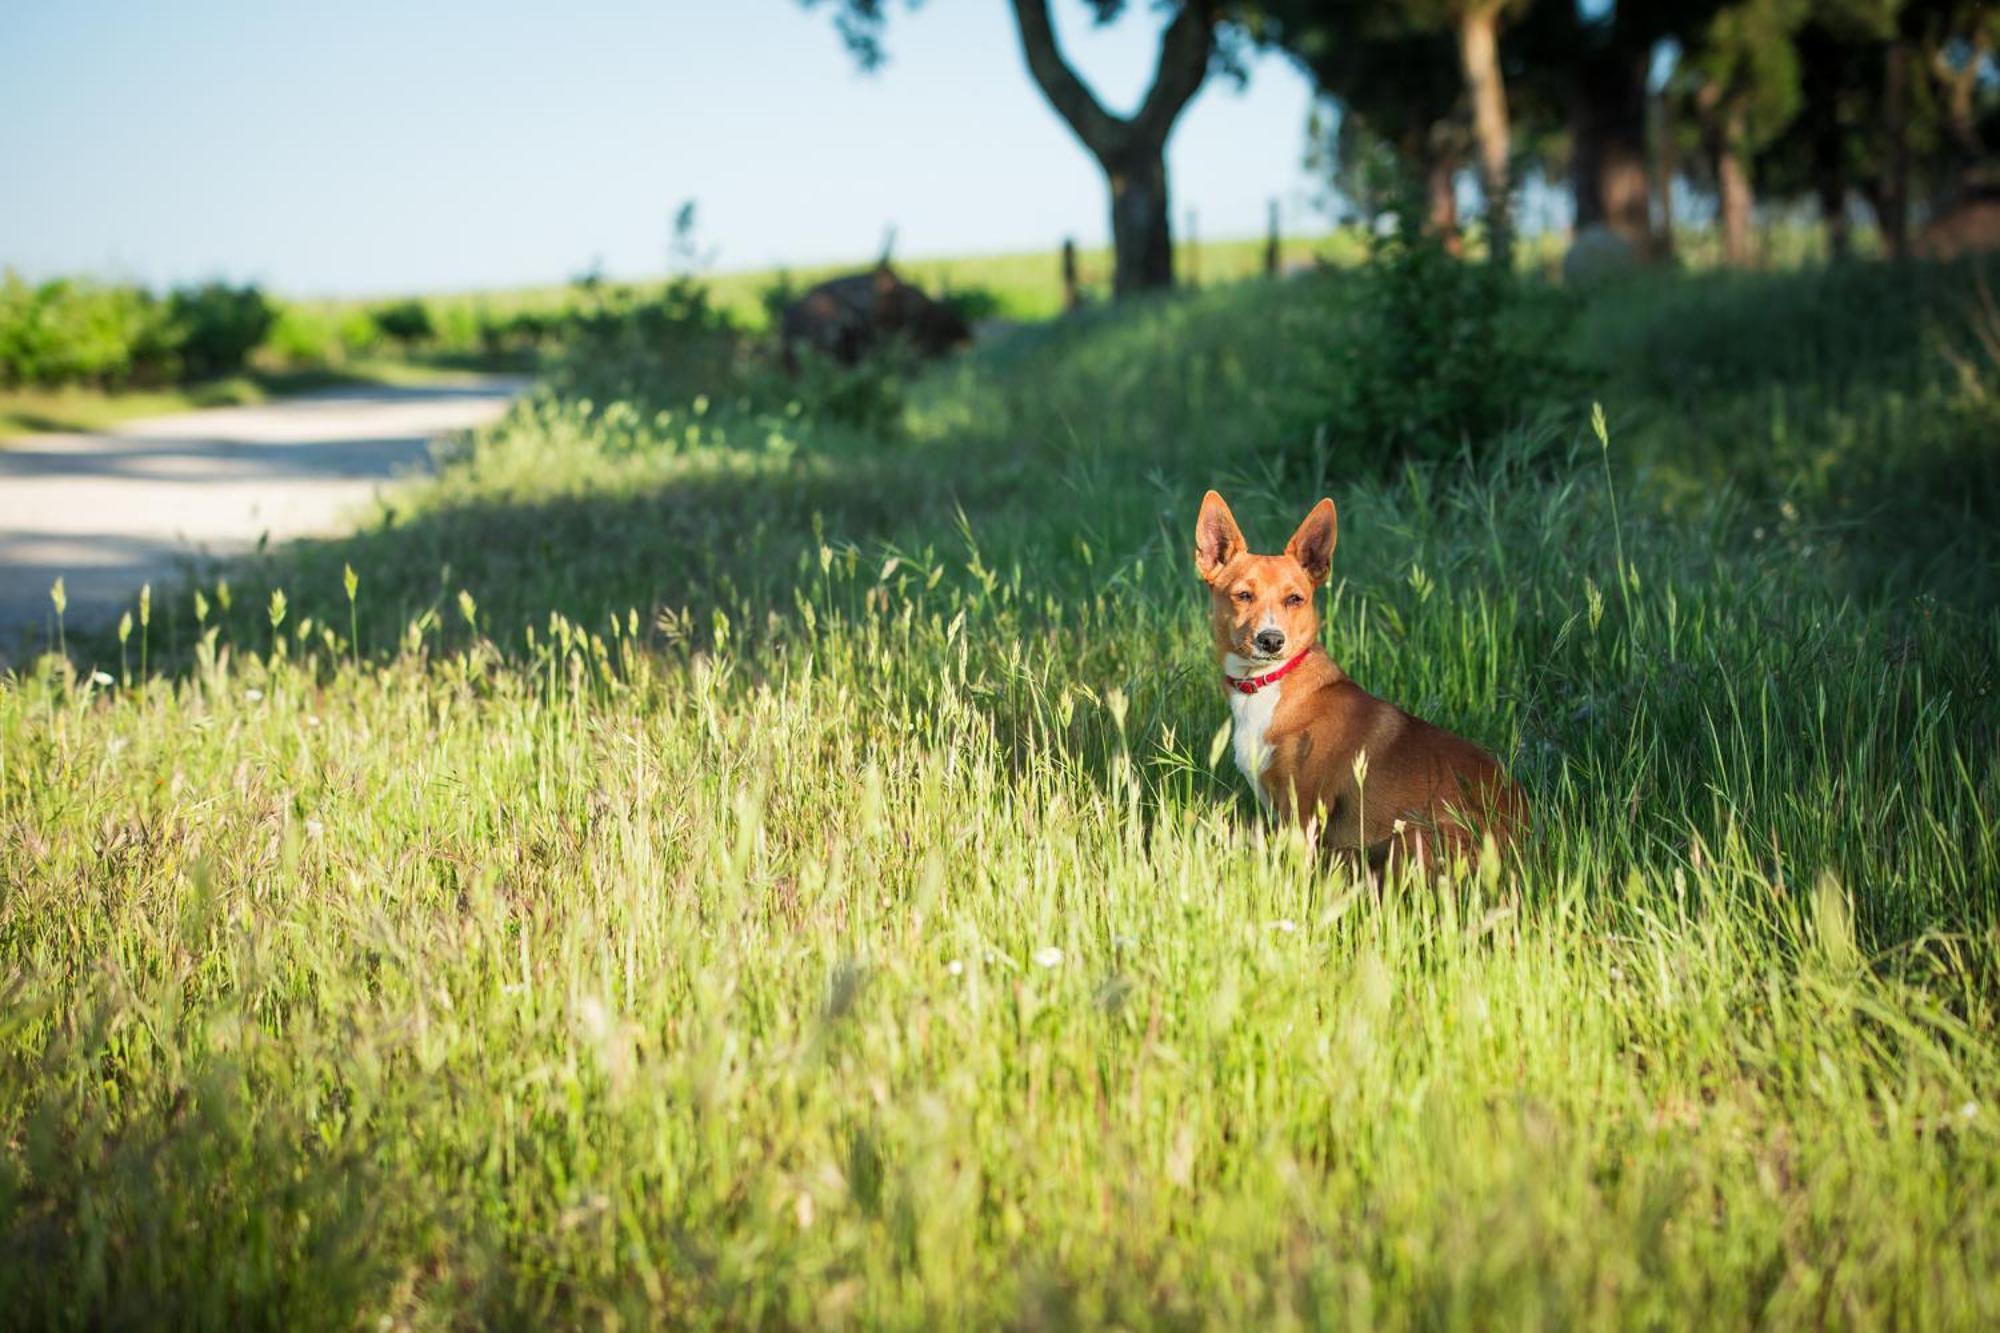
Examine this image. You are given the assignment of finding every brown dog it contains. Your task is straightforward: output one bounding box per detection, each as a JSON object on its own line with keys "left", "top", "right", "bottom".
{"left": 1194, "top": 491, "right": 1525, "bottom": 868}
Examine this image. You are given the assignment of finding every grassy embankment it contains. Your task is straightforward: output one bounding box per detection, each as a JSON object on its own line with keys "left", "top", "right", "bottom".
{"left": 2, "top": 254, "right": 1997, "bottom": 1327}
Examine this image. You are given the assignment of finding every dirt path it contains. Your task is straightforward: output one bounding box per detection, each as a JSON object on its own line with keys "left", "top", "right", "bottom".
{"left": 0, "top": 378, "right": 525, "bottom": 656}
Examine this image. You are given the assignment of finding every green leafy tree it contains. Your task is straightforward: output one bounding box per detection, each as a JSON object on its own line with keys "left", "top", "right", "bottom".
{"left": 370, "top": 299, "right": 434, "bottom": 351}
{"left": 1903, "top": 0, "right": 1998, "bottom": 212}
{"left": 1675, "top": 0, "right": 1810, "bottom": 265}
{"left": 1455, "top": 1, "right": 1535, "bottom": 265}
{"left": 1264, "top": 0, "right": 1532, "bottom": 263}
{"left": 1265, "top": 1, "right": 1470, "bottom": 247}
{"left": 803, "top": 1, "right": 1240, "bottom": 297}
{"left": 1512, "top": 0, "right": 1729, "bottom": 261}
{"left": 1755, "top": 0, "right": 1993, "bottom": 258}
{"left": 168, "top": 282, "right": 275, "bottom": 380}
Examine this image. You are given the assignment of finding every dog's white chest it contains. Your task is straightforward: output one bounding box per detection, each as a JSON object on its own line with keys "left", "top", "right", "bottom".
{"left": 1225, "top": 675, "right": 1281, "bottom": 808}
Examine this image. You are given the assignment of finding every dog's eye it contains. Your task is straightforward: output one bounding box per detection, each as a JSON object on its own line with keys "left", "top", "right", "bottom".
{"left": 1284, "top": 593, "right": 1305, "bottom": 607}
{"left": 1233, "top": 590, "right": 1253, "bottom": 603}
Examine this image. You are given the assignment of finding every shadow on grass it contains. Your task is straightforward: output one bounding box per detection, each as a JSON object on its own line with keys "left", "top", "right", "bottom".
{"left": 162, "top": 440, "right": 994, "bottom": 671}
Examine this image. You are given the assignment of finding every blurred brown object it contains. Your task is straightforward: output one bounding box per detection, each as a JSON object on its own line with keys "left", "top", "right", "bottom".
{"left": 1915, "top": 192, "right": 2000, "bottom": 262}
{"left": 780, "top": 263, "right": 971, "bottom": 369}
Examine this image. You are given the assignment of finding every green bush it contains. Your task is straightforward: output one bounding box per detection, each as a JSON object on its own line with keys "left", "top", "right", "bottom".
{"left": 336, "top": 308, "right": 383, "bottom": 357}
{"left": 426, "top": 301, "right": 483, "bottom": 354}
{"left": 263, "top": 303, "right": 346, "bottom": 366}
{"left": 167, "top": 281, "right": 274, "bottom": 380}
{"left": 551, "top": 275, "right": 747, "bottom": 407}
{"left": 1317, "top": 198, "right": 1575, "bottom": 472}
{"left": 0, "top": 272, "right": 285, "bottom": 387}
{"left": 938, "top": 283, "right": 1003, "bottom": 325}
{"left": 0, "top": 271, "right": 178, "bottom": 388}
{"left": 476, "top": 309, "right": 555, "bottom": 362}
{"left": 370, "top": 299, "right": 434, "bottom": 349}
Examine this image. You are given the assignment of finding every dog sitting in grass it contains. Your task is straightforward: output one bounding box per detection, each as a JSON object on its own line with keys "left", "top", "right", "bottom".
{"left": 1194, "top": 490, "right": 1525, "bottom": 869}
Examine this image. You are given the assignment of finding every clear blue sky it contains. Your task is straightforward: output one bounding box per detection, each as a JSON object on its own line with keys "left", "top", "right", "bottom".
{"left": 0, "top": 1, "right": 1324, "bottom": 297}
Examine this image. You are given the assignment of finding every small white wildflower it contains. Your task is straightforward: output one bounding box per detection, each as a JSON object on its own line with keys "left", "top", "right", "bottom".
{"left": 945, "top": 959, "right": 964, "bottom": 977}
{"left": 1267, "top": 918, "right": 1298, "bottom": 934}
{"left": 1032, "top": 946, "right": 1064, "bottom": 969}
{"left": 1962, "top": 1102, "right": 1980, "bottom": 1121}
{"left": 305, "top": 714, "right": 321, "bottom": 728}
{"left": 577, "top": 994, "right": 610, "bottom": 1041}
{"left": 244, "top": 688, "right": 264, "bottom": 702}
{"left": 304, "top": 818, "right": 325, "bottom": 839}
{"left": 502, "top": 983, "right": 527, "bottom": 996}
{"left": 90, "top": 670, "right": 113, "bottom": 686}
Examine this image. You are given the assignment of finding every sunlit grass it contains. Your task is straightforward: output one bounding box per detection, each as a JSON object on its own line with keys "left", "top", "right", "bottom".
{"left": 0, "top": 379, "right": 266, "bottom": 440}
{"left": 0, "top": 361, "right": 504, "bottom": 442}
{"left": 2, "top": 267, "right": 1996, "bottom": 1327}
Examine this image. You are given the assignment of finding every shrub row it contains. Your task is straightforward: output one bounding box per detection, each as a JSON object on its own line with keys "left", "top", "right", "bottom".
{"left": 0, "top": 274, "right": 278, "bottom": 389}
{"left": 0, "top": 271, "right": 564, "bottom": 390}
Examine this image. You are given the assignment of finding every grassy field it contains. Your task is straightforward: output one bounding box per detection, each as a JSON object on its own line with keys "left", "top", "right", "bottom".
{"left": 3, "top": 256, "right": 1998, "bottom": 1327}
{"left": 286, "top": 230, "right": 1369, "bottom": 342}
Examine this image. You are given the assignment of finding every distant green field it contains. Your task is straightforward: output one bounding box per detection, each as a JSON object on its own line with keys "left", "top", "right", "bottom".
{"left": 295, "top": 230, "right": 1373, "bottom": 334}
{"left": 289, "top": 218, "right": 1864, "bottom": 343}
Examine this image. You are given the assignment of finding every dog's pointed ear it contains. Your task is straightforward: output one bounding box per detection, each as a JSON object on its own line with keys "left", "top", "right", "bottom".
{"left": 1285, "top": 498, "right": 1338, "bottom": 585}
{"left": 1194, "top": 491, "right": 1246, "bottom": 585}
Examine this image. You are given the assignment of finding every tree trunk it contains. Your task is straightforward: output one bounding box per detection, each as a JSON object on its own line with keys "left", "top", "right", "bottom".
{"left": 1880, "top": 38, "right": 1910, "bottom": 259}
{"left": 1426, "top": 153, "right": 1463, "bottom": 254}
{"left": 1813, "top": 129, "right": 1849, "bottom": 260}
{"left": 1801, "top": 45, "right": 1850, "bottom": 259}
{"left": 1109, "top": 153, "right": 1174, "bottom": 296}
{"left": 1716, "top": 103, "right": 1755, "bottom": 266}
{"left": 1008, "top": 0, "right": 1212, "bottom": 299}
{"left": 1818, "top": 180, "right": 1850, "bottom": 259}
{"left": 1571, "top": 46, "right": 1654, "bottom": 258}
{"left": 1648, "top": 82, "right": 1676, "bottom": 261}
{"left": 1932, "top": 27, "right": 1991, "bottom": 198}
{"left": 1457, "top": 3, "right": 1512, "bottom": 267}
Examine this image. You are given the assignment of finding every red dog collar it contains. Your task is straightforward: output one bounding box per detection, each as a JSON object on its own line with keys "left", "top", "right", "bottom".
{"left": 1224, "top": 648, "right": 1310, "bottom": 695}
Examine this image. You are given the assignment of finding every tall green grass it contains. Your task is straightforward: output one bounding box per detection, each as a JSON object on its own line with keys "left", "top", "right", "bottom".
{"left": 2, "top": 264, "right": 1997, "bottom": 1327}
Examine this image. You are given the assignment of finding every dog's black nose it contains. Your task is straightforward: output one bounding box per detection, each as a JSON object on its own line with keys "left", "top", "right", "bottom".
{"left": 1253, "top": 629, "right": 1286, "bottom": 656}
